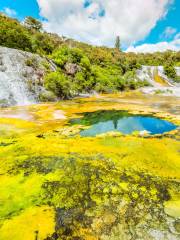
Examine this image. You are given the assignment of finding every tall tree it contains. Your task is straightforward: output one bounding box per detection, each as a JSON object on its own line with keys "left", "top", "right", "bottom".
{"left": 115, "top": 36, "right": 121, "bottom": 51}
{"left": 24, "top": 16, "right": 42, "bottom": 32}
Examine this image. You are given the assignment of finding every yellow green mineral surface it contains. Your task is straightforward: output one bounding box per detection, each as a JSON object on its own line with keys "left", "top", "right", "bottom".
{"left": 0, "top": 93, "right": 180, "bottom": 240}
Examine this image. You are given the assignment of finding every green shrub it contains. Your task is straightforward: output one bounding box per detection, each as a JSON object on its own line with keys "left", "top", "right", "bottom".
{"left": 174, "top": 76, "right": 180, "bottom": 83}
{"left": 74, "top": 72, "right": 86, "bottom": 92}
{"left": 164, "top": 65, "right": 176, "bottom": 79}
{"left": 44, "top": 72, "right": 71, "bottom": 99}
{"left": 41, "top": 60, "right": 51, "bottom": 71}
{"left": 163, "top": 65, "right": 180, "bottom": 83}
{"left": 0, "top": 15, "right": 32, "bottom": 51}
{"left": 25, "top": 57, "right": 39, "bottom": 69}
{"left": 80, "top": 56, "right": 91, "bottom": 69}
{"left": 91, "top": 66, "right": 117, "bottom": 93}
{"left": 0, "top": 15, "right": 61, "bottom": 54}
{"left": 69, "top": 48, "right": 84, "bottom": 63}
{"left": 51, "top": 47, "right": 69, "bottom": 67}
{"left": 31, "top": 32, "right": 54, "bottom": 55}
{"left": 51, "top": 47, "right": 85, "bottom": 68}
{"left": 38, "top": 91, "right": 57, "bottom": 102}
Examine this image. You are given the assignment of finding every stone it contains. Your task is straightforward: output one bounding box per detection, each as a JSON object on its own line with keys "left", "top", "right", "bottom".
{"left": 64, "top": 63, "right": 81, "bottom": 75}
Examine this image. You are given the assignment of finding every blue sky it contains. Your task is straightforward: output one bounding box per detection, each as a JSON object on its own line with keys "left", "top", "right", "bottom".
{"left": 0, "top": 0, "right": 40, "bottom": 20}
{"left": 0, "top": 0, "right": 179, "bottom": 52}
{"left": 138, "top": 0, "right": 180, "bottom": 45}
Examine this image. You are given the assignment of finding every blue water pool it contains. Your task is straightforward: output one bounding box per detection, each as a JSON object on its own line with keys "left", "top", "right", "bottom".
{"left": 70, "top": 110, "right": 177, "bottom": 136}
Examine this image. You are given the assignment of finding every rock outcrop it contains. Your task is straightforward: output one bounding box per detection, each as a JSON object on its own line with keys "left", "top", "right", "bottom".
{"left": 137, "top": 65, "right": 180, "bottom": 97}
{"left": 0, "top": 46, "right": 54, "bottom": 106}
{"left": 64, "top": 63, "right": 81, "bottom": 75}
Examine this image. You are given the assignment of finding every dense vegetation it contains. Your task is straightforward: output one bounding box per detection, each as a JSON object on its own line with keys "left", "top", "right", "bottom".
{"left": 45, "top": 46, "right": 150, "bottom": 98}
{"left": 0, "top": 13, "right": 180, "bottom": 98}
{"left": 0, "top": 14, "right": 62, "bottom": 54}
{"left": 164, "top": 64, "right": 180, "bottom": 82}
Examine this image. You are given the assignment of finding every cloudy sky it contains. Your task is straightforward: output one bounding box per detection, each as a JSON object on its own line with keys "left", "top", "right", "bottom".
{"left": 0, "top": 0, "right": 180, "bottom": 52}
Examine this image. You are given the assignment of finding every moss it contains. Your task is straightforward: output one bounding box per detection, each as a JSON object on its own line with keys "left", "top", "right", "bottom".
{"left": 0, "top": 174, "right": 44, "bottom": 220}
{"left": 0, "top": 206, "right": 55, "bottom": 240}
{"left": 0, "top": 93, "right": 179, "bottom": 239}
{"left": 164, "top": 200, "right": 180, "bottom": 218}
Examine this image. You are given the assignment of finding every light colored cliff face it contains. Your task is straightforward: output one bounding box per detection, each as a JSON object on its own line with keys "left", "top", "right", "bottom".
{"left": 0, "top": 46, "right": 51, "bottom": 106}
{"left": 137, "top": 65, "right": 180, "bottom": 97}
{"left": 137, "top": 65, "right": 180, "bottom": 87}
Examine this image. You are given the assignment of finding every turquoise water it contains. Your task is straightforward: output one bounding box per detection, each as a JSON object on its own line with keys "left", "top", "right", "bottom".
{"left": 70, "top": 110, "right": 177, "bottom": 136}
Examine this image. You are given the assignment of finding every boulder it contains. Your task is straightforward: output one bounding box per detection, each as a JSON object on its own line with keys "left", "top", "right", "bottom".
{"left": 64, "top": 63, "right": 81, "bottom": 75}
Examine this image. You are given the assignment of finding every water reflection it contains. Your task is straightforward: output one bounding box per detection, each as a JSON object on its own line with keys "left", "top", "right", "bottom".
{"left": 71, "top": 110, "right": 177, "bottom": 136}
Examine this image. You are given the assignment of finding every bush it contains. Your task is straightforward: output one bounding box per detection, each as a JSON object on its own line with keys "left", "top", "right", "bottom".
{"left": 25, "top": 56, "right": 39, "bottom": 69}
{"left": 0, "top": 15, "right": 60, "bottom": 55}
{"left": 80, "top": 56, "right": 91, "bottom": 69}
{"left": 51, "top": 47, "right": 85, "bottom": 68}
{"left": 38, "top": 91, "right": 57, "bottom": 102}
{"left": 51, "top": 47, "right": 69, "bottom": 67}
{"left": 164, "top": 65, "right": 176, "bottom": 79}
{"left": 31, "top": 32, "right": 55, "bottom": 55}
{"left": 91, "top": 65, "right": 117, "bottom": 93}
{"left": 74, "top": 72, "right": 87, "bottom": 93}
{"left": 0, "top": 15, "right": 32, "bottom": 51}
{"left": 69, "top": 48, "right": 84, "bottom": 63}
{"left": 163, "top": 64, "right": 180, "bottom": 82}
{"left": 44, "top": 72, "right": 71, "bottom": 99}
{"left": 49, "top": 47, "right": 148, "bottom": 95}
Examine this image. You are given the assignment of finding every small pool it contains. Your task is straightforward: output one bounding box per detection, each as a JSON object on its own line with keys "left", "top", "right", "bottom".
{"left": 70, "top": 110, "right": 177, "bottom": 137}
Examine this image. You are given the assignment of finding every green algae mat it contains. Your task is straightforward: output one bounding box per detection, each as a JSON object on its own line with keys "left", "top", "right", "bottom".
{"left": 0, "top": 93, "right": 180, "bottom": 240}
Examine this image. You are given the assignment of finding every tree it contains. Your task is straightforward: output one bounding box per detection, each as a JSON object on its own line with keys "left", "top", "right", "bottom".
{"left": 115, "top": 36, "right": 121, "bottom": 51}
{"left": 44, "top": 72, "right": 71, "bottom": 99}
{"left": 164, "top": 65, "right": 176, "bottom": 79}
{"left": 24, "top": 16, "right": 42, "bottom": 32}
{"left": 31, "top": 32, "right": 54, "bottom": 54}
{"left": 0, "top": 15, "right": 32, "bottom": 51}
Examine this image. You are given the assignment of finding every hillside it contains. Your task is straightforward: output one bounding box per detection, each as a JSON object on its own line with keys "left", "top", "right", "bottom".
{"left": 0, "top": 14, "right": 180, "bottom": 105}
{"left": 0, "top": 6, "right": 180, "bottom": 240}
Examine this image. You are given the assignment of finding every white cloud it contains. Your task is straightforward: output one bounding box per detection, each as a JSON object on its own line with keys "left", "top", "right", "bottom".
{"left": 126, "top": 38, "right": 180, "bottom": 53}
{"left": 37, "top": 0, "right": 173, "bottom": 47}
{"left": 174, "top": 33, "right": 180, "bottom": 40}
{"left": 3, "top": 7, "right": 17, "bottom": 17}
{"left": 161, "top": 26, "right": 177, "bottom": 38}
